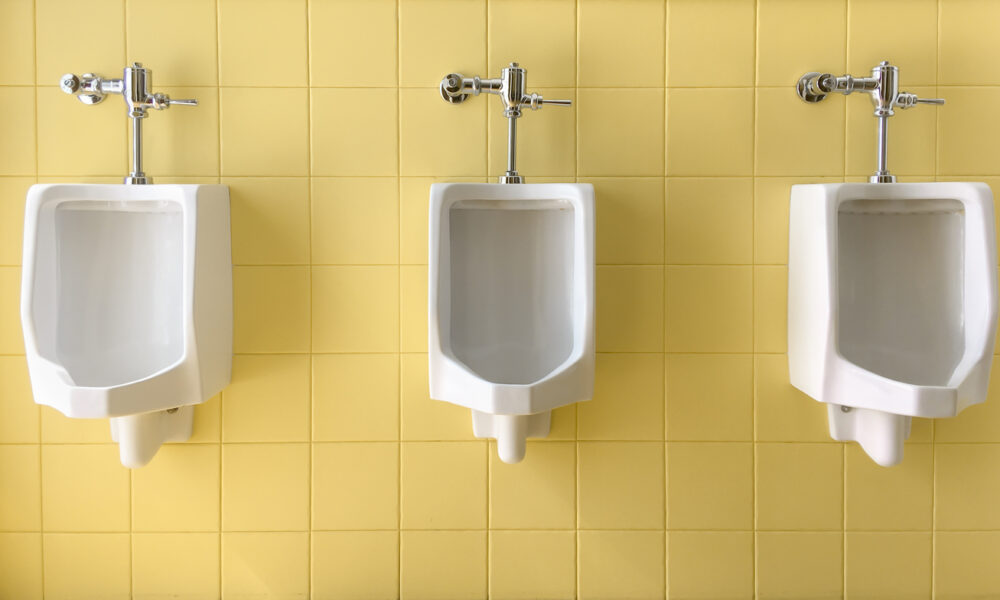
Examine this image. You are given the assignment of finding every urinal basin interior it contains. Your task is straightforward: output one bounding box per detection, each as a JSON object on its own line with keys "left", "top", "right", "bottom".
{"left": 39, "top": 199, "right": 184, "bottom": 387}
{"left": 448, "top": 198, "right": 575, "bottom": 385}
{"left": 837, "top": 198, "right": 965, "bottom": 386}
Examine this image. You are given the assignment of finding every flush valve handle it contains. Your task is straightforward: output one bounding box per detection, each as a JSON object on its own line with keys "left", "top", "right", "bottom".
{"left": 895, "top": 92, "right": 945, "bottom": 109}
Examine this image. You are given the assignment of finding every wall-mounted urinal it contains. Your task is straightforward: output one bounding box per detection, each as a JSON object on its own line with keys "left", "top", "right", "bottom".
{"left": 789, "top": 62, "right": 998, "bottom": 466}
{"left": 20, "top": 64, "right": 231, "bottom": 467}
{"left": 430, "top": 64, "right": 595, "bottom": 463}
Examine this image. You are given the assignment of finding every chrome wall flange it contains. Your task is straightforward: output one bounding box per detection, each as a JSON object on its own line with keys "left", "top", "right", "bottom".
{"left": 438, "top": 62, "right": 571, "bottom": 184}
{"left": 60, "top": 62, "right": 198, "bottom": 185}
{"left": 796, "top": 61, "right": 944, "bottom": 183}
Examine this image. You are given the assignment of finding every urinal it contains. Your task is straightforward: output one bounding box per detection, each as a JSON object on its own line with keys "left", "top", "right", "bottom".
{"left": 429, "top": 182, "right": 595, "bottom": 463}
{"left": 21, "top": 183, "right": 231, "bottom": 467}
{"left": 789, "top": 182, "right": 997, "bottom": 465}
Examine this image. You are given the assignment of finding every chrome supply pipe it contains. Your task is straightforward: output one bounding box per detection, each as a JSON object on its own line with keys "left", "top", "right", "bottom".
{"left": 796, "top": 61, "right": 944, "bottom": 183}
{"left": 440, "top": 62, "right": 571, "bottom": 184}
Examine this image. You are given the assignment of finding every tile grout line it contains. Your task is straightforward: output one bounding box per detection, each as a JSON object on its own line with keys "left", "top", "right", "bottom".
{"left": 396, "top": 0, "right": 404, "bottom": 596}
{"left": 215, "top": 0, "right": 224, "bottom": 596}
{"left": 304, "top": 0, "right": 314, "bottom": 595}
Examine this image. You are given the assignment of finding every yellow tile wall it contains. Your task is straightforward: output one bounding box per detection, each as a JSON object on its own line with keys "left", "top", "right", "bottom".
{"left": 2, "top": 0, "right": 1000, "bottom": 598}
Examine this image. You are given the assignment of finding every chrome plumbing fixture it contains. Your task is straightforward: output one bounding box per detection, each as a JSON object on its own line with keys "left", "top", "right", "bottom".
{"left": 796, "top": 61, "right": 943, "bottom": 183}
{"left": 439, "top": 62, "right": 571, "bottom": 183}
{"left": 60, "top": 63, "right": 197, "bottom": 185}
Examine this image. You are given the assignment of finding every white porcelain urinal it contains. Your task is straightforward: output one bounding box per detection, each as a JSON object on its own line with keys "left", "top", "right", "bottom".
{"left": 429, "top": 183, "right": 595, "bottom": 463}
{"left": 789, "top": 182, "right": 998, "bottom": 466}
{"left": 21, "top": 184, "right": 232, "bottom": 467}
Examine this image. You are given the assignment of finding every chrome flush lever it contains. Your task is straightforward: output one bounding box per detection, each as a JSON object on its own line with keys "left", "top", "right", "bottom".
{"left": 440, "top": 63, "right": 571, "bottom": 183}
{"left": 60, "top": 63, "right": 198, "bottom": 185}
{"left": 796, "top": 61, "right": 944, "bottom": 183}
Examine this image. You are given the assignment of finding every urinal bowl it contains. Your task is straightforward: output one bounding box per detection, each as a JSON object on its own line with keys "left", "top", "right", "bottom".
{"left": 788, "top": 182, "right": 998, "bottom": 466}
{"left": 429, "top": 183, "right": 595, "bottom": 463}
{"left": 21, "top": 184, "right": 232, "bottom": 467}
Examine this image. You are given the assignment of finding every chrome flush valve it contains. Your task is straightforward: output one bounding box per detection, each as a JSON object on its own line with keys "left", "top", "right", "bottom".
{"left": 60, "top": 63, "right": 198, "bottom": 184}
{"left": 796, "top": 61, "right": 943, "bottom": 183}
{"left": 440, "top": 63, "right": 571, "bottom": 183}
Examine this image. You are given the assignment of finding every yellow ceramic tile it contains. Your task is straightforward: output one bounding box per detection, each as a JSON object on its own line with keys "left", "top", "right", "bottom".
{"left": 132, "top": 444, "right": 219, "bottom": 532}
{"left": 126, "top": 0, "right": 217, "bottom": 86}
{"left": 596, "top": 266, "right": 664, "bottom": 352}
{"left": 226, "top": 177, "right": 310, "bottom": 265}
{"left": 936, "top": 444, "right": 1000, "bottom": 530}
{"left": 578, "top": 531, "right": 664, "bottom": 600}
{"left": 0, "top": 178, "right": 30, "bottom": 265}
{"left": 938, "top": 87, "right": 1000, "bottom": 176}
{"left": 845, "top": 443, "right": 932, "bottom": 531}
{"left": 222, "top": 532, "right": 309, "bottom": 599}
{"left": 0, "top": 267, "right": 23, "bottom": 354}
{"left": 0, "top": 445, "right": 40, "bottom": 531}
{"left": 754, "top": 266, "right": 787, "bottom": 353}
{"left": 41, "top": 445, "right": 129, "bottom": 532}
{"left": 37, "top": 86, "right": 125, "bottom": 175}
{"left": 401, "top": 353, "right": 477, "bottom": 441}
{"left": 223, "top": 354, "right": 310, "bottom": 442}
{"left": 0, "top": 88, "right": 35, "bottom": 176}
{"left": 489, "top": 441, "right": 575, "bottom": 529}
{"left": 666, "top": 354, "right": 753, "bottom": 441}
{"left": 43, "top": 533, "right": 130, "bottom": 600}
{"left": 665, "top": 177, "right": 753, "bottom": 264}
{"left": 399, "top": 0, "right": 486, "bottom": 88}
{"left": 937, "top": 358, "right": 1000, "bottom": 441}
{"left": 755, "top": 176, "right": 841, "bottom": 264}
{"left": 40, "top": 407, "right": 110, "bottom": 444}
{"left": 577, "top": 88, "right": 664, "bottom": 176}
{"left": 132, "top": 533, "right": 219, "bottom": 599}
{"left": 309, "top": 0, "right": 397, "bottom": 86}
{"left": 756, "top": 443, "right": 843, "bottom": 530}
{"left": 311, "top": 89, "right": 398, "bottom": 176}
{"left": 490, "top": 531, "right": 575, "bottom": 600}
{"left": 665, "top": 266, "right": 752, "bottom": 353}
{"left": 220, "top": 88, "right": 308, "bottom": 176}
{"left": 35, "top": 0, "right": 124, "bottom": 86}
{"left": 488, "top": 89, "right": 575, "bottom": 178}
{"left": 0, "top": 0, "right": 34, "bottom": 84}
{"left": 667, "top": 0, "right": 754, "bottom": 87}
{"left": 312, "top": 177, "right": 399, "bottom": 264}
{"left": 232, "top": 266, "right": 310, "bottom": 353}
{"left": 668, "top": 531, "right": 753, "bottom": 600}
{"left": 547, "top": 404, "right": 577, "bottom": 441}
{"left": 313, "top": 354, "right": 399, "bottom": 441}
{"left": 578, "top": 441, "right": 664, "bottom": 529}
{"left": 142, "top": 86, "right": 219, "bottom": 177}
{"left": 400, "top": 530, "right": 486, "bottom": 600}
{"left": 401, "top": 441, "right": 486, "bottom": 529}
{"left": 0, "top": 356, "right": 39, "bottom": 443}
{"left": 846, "top": 532, "right": 931, "bottom": 599}
{"left": 667, "top": 442, "right": 753, "bottom": 530}
{"left": 488, "top": 0, "right": 576, "bottom": 87}
{"left": 312, "top": 266, "right": 399, "bottom": 352}
{"left": 399, "top": 265, "right": 428, "bottom": 353}
{"left": 755, "top": 355, "right": 831, "bottom": 442}
{"left": 0, "top": 533, "right": 42, "bottom": 599}
{"left": 756, "top": 532, "right": 842, "bottom": 599}
{"left": 667, "top": 88, "right": 753, "bottom": 176}
{"left": 935, "top": 532, "right": 1000, "bottom": 598}
{"left": 847, "top": 85, "right": 936, "bottom": 178}
{"left": 939, "top": 0, "right": 1000, "bottom": 85}
{"left": 218, "top": 0, "right": 306, "bottom": 86}
{"left": 578, "top": 353, "right": 664, "bottom": 440}
{"left": 585, "top": 177, "right": 664, "bottom": 265}
{"left": 312, "top": 442, "right": 398, "bottom": 530}
{"left": 401, "top": 88, "right": 487, "bottom": 176}
{"left": 848, "top": 0, "right": 936, "bottom": 85}
{"left": 190, "top": 394, "right": 221, "bottom": 443}
{"left": 222, "top": 443, "right": 309, "bottom": 531}
{"left": 312, "top": 531, "right": 398, "bottom": 598}
{"left": 756, "top": 87, "right": 846, "bottom": 176}
{"left": 757, "top": 0, "right": 846, "bottom": 86}
{"left": 578, "top": 0, "right": 664, "bottom": 87}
